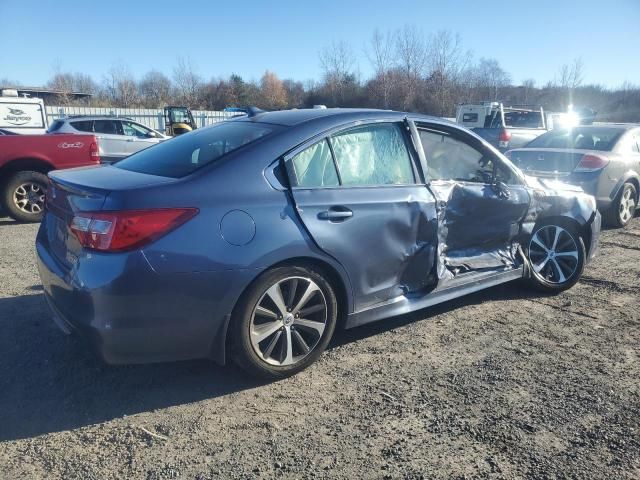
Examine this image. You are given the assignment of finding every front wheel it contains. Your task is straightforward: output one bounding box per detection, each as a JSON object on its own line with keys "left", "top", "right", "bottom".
{"left": 526, "top": 222, "right": 586, "bottom": 293}
{"left": 231, "top": 265, "right": 338, "bottom": 379}
{"left": 1, "top": 171, "right": 48, "bottom": 223}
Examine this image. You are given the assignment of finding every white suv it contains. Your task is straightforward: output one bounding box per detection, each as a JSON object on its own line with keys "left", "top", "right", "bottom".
{"left": 48, "top": 116, "right": 169, "bottom": 163}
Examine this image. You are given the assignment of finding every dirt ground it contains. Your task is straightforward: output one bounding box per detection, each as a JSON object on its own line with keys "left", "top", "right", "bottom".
{"left": 0, "top": 213, "right": 638, "bottom": 480}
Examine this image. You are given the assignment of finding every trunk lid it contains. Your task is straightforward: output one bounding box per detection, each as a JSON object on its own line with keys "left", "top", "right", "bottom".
{"left": 45, "top": 165, "right": 176, "bottom": 268}
{"left": 508, "top": 148, "right": 589, "bottom": 177}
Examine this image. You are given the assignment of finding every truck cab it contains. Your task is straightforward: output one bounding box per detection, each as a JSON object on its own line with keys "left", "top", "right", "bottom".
{"left": 0, "top": 89, "right": 48, "bottom": 135}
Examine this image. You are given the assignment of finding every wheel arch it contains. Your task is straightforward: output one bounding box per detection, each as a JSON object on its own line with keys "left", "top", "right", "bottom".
{"left": 220, "top": 255, "right": 352, "bottom": 365}
{"left": 0, "top": 157, "right": 55, "bottom": 183}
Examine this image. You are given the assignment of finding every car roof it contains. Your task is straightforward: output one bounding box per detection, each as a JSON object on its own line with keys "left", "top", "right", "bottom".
{"left": 234, "top": 108, "right": 446, "bottom": 128}
{"left": 62, "top": 116, "right": 141, "bottom": 122}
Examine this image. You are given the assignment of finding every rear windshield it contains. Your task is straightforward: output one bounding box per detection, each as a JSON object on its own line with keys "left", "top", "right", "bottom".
{"left": 503, "top": 110, "right": 544, "bottom": 128}
{"left": 527, "top": 127, "right": 624, "bottom": 151}
{"left": 115, "top": 122, "right": 278, "bottom": 178}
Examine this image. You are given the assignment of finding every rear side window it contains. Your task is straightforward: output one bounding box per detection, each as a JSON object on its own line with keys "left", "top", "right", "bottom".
{"left": 330, "top": 124, "right": 414, "bottom": 186}
{"left": 115, "top": 122, "right": 278, "bottom": 178}
{"left": 290, "top": 139, "right": 339, "bottom": 188}
{"left": 93, "top": 120, "right": 122, "bottom": 135}
{"left": 70, "top": 120, "right": 93, "bottom": 132}
{"left": 462, "top": 113, "right": 478, "bottom": 123}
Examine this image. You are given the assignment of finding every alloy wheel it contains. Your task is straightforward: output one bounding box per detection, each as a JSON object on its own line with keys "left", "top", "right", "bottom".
{"left": 528, "top": 225, "right": 579, "bottom": 284}
{"left": 249, "top": 276, "right": 328, "bottom": 366}
{"left": 13, "top": 182, "right": 45, "bottom": 214}
{"left": 619, "top": 186, "right": 635, "bottom": 224}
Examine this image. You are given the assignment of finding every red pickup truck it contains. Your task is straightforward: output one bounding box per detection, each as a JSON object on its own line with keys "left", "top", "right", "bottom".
{"left": 0, "top": 134, "right": 100, "bottom": 222}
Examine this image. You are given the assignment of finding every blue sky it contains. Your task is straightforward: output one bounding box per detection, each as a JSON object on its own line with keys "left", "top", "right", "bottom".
{"left": 0, "top": 0, "right": 638, "bottom": 88}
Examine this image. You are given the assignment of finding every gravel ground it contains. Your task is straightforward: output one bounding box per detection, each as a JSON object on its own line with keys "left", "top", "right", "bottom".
{"left": 0, "top": 213, "right": 638, "bottom": 479}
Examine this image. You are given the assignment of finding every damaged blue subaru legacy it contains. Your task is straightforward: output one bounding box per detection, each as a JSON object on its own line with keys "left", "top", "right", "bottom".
{"left": 36, "top": 109, "right": 600, "bottom": 378}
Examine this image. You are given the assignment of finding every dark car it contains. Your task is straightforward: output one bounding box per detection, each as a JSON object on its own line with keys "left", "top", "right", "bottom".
{"left": 36, "top": 109, "right": 601, "bottom": 379}
{"left": 506, "top": 124, "right": 640, "bottom": 227}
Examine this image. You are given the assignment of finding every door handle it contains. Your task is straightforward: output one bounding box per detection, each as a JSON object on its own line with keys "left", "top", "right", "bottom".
{"left": 318, "top": 207, "right": 353, "bottom": 221}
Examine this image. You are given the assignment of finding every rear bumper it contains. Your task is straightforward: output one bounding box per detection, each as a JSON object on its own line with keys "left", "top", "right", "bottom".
{"left": 36, "top": 227, "right": 253, "bottom": 365}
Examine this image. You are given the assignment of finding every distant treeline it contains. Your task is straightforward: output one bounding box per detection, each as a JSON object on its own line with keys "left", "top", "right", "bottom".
{"left": 4, "top": 27, "right": 638, "bottom": 122}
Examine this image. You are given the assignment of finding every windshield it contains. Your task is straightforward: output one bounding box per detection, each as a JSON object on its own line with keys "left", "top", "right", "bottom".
{"left": 115, "top": 122, "right": 279, "bottom": 178}
{"left": 169, "top": 108, "right": 191, "bottom": 124}
{"left": 527, "top": 127, "right": 624, "bottom": 151}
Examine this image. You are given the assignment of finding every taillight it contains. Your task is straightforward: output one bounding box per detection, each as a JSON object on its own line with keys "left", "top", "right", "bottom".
{"left": 90, "top": 140, "right": 100, "bottom": 162}
{"left": 70, "top": 208, "right": 198, "bottom": 252}
{"left": 498, "top": 129, "right": 511, "bottom": 148}
{"left": 575, "top": 154, "right": 609, "bottom": 172}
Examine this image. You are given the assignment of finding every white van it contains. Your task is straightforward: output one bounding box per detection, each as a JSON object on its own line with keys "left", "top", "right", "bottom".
{"left": 0, "top": 89, "right": 48, "bottom": 134}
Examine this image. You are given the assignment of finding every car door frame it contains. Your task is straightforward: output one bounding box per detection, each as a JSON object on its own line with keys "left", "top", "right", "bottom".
{"left": 407, "top": 117, "right": 532, "bottom": 280}
{"left": 283, "top": 118, "right": 440, "bottom": 312}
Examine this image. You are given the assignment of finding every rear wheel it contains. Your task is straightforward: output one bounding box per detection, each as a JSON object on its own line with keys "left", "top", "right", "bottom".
{"left": 1, "top": 171, "right": 48, "bottom": 223}
{"left": 527, "top": 222, "right": 585, "bottom": 292}
{"left": 606, "top": 182, "right": 636, "bottom": 228}
{"left": 232, "top": 266, "right": 337, "bottom": 379}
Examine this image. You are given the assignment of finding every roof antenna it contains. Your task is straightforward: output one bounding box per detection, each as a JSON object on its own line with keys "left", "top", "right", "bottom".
{"left": 247, "top": 107, "right": 265, "bottom": 117}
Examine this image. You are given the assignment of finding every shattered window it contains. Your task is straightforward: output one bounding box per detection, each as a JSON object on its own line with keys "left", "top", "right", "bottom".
{"left": 420, "top": 129, "right": 514, "bottom": 184}
{"left": 330, "top": 124, "right": 415, "bottom": 186}
{"left": 290, "top": 139, "right": 339, "bottom": 188}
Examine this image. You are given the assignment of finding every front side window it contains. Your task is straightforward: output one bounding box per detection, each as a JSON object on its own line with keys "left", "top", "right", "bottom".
{"left": 330, "top": 124, "right": 414, "bottom": 186}
{"left": 419, "top": 129, "right": 515, "bottom": 184}
{"left": 122, "top": 121, "right": 151, "bottom": 138}
{"left": 290, "top": 139, "right": 339, "bottom": 188}
{"left": 116, "top": 122, "right": 278, "bottom": 178}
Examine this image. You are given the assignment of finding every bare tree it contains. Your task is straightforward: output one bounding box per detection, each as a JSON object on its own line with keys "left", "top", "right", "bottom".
{"left": 394, "top": 25, "right": 427, "bottom": 109}
{"left": 558, "top": 57, "right": 584, "bottom": 90}
{"left": 426, "top": 30, "right": 470, "bottom": 115}
{"left": 139, "top": 70, "right": 172, "bottom": 108}
{"left": 366, "top": 28, "right": 395, "bottom": 108}
{"left": 103, "top": 64, "right": 138, "bottom": 107}
{"left": 472, "top": 58, "right": 511, "bottom": 101}
{"left": 319, "top": 40, "right": 356, "bottom": 105}
{"left": 521, "top": 78, "right": 536, "bottom": 104}
{"left": 173, "top": 56, "right": 202, "bottom": 107}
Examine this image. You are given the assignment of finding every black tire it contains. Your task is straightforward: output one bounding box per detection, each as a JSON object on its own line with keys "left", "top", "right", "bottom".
{"left": 526, "top": 221, "right": 586, "bottom": 293}
{"left": 231, "top": 265, "right": 338, "bottom": 379}
{"left": 1, "top": 171, "right": 48, "bottom": 223}
{"left": 605, "top": 182, "right": 637, "bottom": 228}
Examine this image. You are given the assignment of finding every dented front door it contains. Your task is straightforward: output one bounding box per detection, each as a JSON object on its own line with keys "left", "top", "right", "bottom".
{"left": 411, "top": 121, "right": 530, "bottom": 278}
{"left": 287, "top": 122, "right": 439, "bottom": 311}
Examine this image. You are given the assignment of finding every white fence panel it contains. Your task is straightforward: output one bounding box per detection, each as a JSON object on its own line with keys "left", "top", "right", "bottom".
{"left": 45, "top": 106, "right": 239, "bottom": 131}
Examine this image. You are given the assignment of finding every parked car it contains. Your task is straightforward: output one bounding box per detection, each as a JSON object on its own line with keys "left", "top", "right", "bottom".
{"left": 0, "top": 89, "right": 48, "bottom": 135}
{"left": 0, "top": 133, "right": 100, "bottom": 221}
{"left": 506, "top": 124, "right": 640, "bottom": 227}
{"left": 456, "top": 102, "right": 547, "bottom": 151}
{"left": 36, "top": 109, "right": 600, "bottom": 379}
{"left": 47, "top": 116, "right": 168, "bottom": 163}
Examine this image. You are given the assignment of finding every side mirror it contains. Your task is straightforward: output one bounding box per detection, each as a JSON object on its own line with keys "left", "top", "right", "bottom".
{"left": 492, "top": 180, "right": 511, "bottom": 199}
{"left": 147, "top": 131, "right": 158, "bottom": 138}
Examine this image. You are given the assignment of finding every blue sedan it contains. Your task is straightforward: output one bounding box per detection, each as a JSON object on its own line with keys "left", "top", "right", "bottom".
{"left": 36, "top": 108, "right": 600, "bottom": 378}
